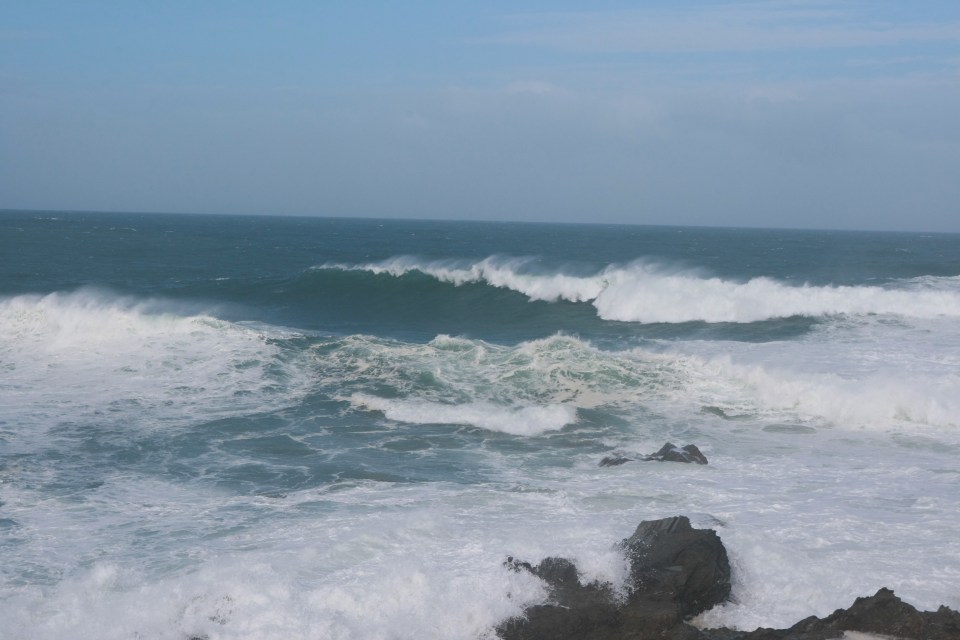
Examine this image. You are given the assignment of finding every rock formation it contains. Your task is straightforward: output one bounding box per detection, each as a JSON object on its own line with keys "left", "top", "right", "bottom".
{"left": 498, "top": 516, "right": 730, "bottom": 639}
{"left": 497, "top": 516, "right": 960, "bottom": 640}
{"left": 705, "top": 587, "right": 960, "bottom": 640}
{"left": 643, "top": 443, "right": 709, "bottom": 465}
{"left": 599, "top": 443, "right": 709, "bottom": 467}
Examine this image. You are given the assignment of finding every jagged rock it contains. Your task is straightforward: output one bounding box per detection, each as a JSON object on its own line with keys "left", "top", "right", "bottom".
{"left": 502, "top": 556, "right": 621, "bottom": 639}
{"left": 599, "top": 455, "right": 631, "bottom": 467}
{"left": 622, "top": 516, "right": 731, "bottom": 618}
{"left": 643, "top": 443, "right": 709, "bottom": 465}
{"left": 498, "top": 516, "right": 730, "bottom": 640}
{"left": 600, "top": 443, "right": 708, "bottom": 467}
{"left": 496, "top": 516, "right": 960, "bottom": 640}
{"left": 704, "top": 587, "right": 960, "bottom": 640}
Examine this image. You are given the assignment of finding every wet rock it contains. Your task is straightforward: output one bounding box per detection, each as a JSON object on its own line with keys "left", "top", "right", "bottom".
{"left": 704, "top": 588, "right": 960, "bottom": 640}
{"left": 600, "top": 444, "right": 708, "bottom": 467}
{"left": 496, "top": 517, "right": 960, "bottom": 640}
{"left": 622, "top": 516, "right": 731, "bottom": 618}
{"left": 497, "top": 516, "right": 730, "bottom": 640}
{"left": 599, "top": 454, "right": 631, "bottom": 467}
{"left": 643, "top": 443, "right": 709, "bottom": 465}
{"left": 502, "top": 556, "right": 621, "bottom": 640}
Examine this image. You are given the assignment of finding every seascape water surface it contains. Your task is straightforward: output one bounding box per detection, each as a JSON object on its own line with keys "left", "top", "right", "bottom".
{"left": 2, "top": 211, "right": 959, "bottom": 639}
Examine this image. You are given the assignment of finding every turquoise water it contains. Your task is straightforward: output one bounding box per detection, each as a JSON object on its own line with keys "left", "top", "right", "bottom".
{"left": 2, "top": 211, "right": 960, "bottom": 638}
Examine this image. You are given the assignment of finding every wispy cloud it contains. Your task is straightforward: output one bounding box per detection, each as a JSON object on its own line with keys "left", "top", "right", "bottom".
{"left": 486, "top": 1, "right": 960, "bottom": 54}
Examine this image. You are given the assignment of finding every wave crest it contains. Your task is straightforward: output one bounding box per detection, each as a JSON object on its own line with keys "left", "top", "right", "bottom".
{"left": 315, "top": 258, "right": 960, "bottom": 323}
{"left": 0, "top": 289, "right": 309, "bottom": 432}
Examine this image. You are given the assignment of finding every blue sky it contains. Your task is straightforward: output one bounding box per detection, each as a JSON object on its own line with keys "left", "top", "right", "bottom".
{"left": 2, "top": 1, "right": 959, "bottom": 231}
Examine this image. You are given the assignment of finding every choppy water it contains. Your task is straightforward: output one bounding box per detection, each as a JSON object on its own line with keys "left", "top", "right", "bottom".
{"left": 2, "top": 211, "right": 959, "bottom": 639}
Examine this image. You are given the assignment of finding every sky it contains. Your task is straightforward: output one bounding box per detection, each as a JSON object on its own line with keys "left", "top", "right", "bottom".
{"left": 2, "top": 1, "right": 959, "bottom": 231}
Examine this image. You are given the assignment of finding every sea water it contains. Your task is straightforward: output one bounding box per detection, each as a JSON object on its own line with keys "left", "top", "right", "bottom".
{"left": 1, "top": 212, "right": 959, "bottom": 639}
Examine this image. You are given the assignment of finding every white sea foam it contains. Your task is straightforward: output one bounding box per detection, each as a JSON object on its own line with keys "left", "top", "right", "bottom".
{"left": 314, "top": 329, "right": 960, "bottom": 435}
{"left": 0, "top": 475, "right": 631, "bottom": 640}
{"left": 5, "top": 290, "right": 960, "bottom": 638}
{"left": 313, "top": 333, "right": 688, "bottom": 416}
{"left": 318, "top": 257, "right": 960, "bottom": 323}
{"left": 712, "top": 357, "right": 960, "bottom": 429}
{"left": 658, "top": 314, "right": 960, "bottom": 432}
{"left": 351, "top": 394, "right": 576, "bottom": 435}
{"left": 0, "top": 289, "right": 309, "bottom": 436}
{"left": 4, "top": 433, "right": 958, "bottom": 639}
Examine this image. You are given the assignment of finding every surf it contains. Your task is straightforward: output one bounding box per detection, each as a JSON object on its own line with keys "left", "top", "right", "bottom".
{"left": 317, "top": 257, "right": 960, "bottom": 323}
{"left": 0, "top": 288, "right": 312, "bottom": 436}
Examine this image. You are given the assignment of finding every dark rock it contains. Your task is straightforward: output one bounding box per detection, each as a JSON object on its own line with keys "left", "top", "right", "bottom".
{"left": 622, "top": 516, "right": 731, "bottom": 618}
{"left": 530, "top": 557, "right": 580, "bottom": 587}
{"left": 785, "top": 587, "right": 960, "bottom": 640}
{"left": 600, "top": 443, "right": 709, "bottom": 467}
{"left": 599, "top": 455, "right": 632, "bottom": 467}
{"left": 496, "top": 516, "right": 960, "bottom": 640}
{"left": 497, "top": 516, "right": 730, "bottom": 640}
{"left": 506, "top": 556, "right": 582, "bottom": 589}
{"left": 503, "top": 556, "right": 621, "bottom": 640}
{"left": 643, "top": 443, "right": 709, "bottom": 465}
{"left": 703, "top": 588, "right": 960, "bottom": 640}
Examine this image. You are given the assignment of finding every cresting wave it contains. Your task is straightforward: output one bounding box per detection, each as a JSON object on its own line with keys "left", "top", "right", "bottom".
{"left": 3, "top": 291, "right": 954, "bottom": 438}
{"left": 0, "top": 289, "right": 310, "bottom": 434}
{"left": 315, "top": 257, "right": 960, "bottom": 323}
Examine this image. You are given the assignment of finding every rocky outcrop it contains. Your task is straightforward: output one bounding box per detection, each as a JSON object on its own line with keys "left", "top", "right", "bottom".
{"left": 644, "top": 443, "right": 708, "bottom": 465}
{"left": 501, "top": 556, "right": 622, "bottom": 640}
{"left": 497, "top": 517, "right": 960, "bottom": 640}
{"left": 599, "top": 443, "right": 709, "bottom": 467}
{"left": 622, "top": 516, "right": 731, "bottom": 618}
{"left": 498, "top": 516, "right": 730, "bottom": 640}
{"left": 599, "top": 454, "right": 631, "bottom": 467}
{"left": 705, "top": 587, "right": 960, "bottom": 640}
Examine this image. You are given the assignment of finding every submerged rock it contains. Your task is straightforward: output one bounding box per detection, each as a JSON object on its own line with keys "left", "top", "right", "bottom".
{"left": 599, "top": 454, "right": 632, "bottom": 467}
{"left": 643, "top": 442, "right": 709, "bottom": 465}
{"left": 599, "top": 443, "right": 708, "bottom": 467}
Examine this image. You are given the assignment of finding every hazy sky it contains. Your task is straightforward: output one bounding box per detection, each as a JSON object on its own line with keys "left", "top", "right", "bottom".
{"left": 2, "top": 1, "right": 959, "bottom": 231}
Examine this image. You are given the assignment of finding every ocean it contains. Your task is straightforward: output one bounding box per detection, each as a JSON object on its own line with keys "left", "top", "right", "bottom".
{"left": 1, "top": 211, "right": 959, "bottom": 639}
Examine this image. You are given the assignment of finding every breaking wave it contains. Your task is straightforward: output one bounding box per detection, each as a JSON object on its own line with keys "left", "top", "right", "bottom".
{"left": 310, "top": 332, "right": 960, "bottom": 433}
{"left": 0, "top": 289, "right": 310, "bottom": 434}
{"left": 315, "top": 257, "right": 960, "bottom": 324}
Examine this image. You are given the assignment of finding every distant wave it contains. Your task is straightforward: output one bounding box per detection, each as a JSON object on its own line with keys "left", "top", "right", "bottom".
{"left": 315, "top": 257, "right": 960, "bottom": 324}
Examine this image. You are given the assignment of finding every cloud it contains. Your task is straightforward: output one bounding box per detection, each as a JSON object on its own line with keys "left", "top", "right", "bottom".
{"left": 486, "top": 1, "right": 960, "bottom": 54}
{"left": 3, "top": 68, "right": 958, "bottom": 231}
{"left": 2, "top": 2, "right": 958, "bottom": 231}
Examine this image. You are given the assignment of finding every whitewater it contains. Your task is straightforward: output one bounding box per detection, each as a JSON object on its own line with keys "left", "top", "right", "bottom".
{"left": 1, "top": 212, "right": 959, "bottom": 639}
{"left": 317, "top": 256, "right": 960, "bottom": 323}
